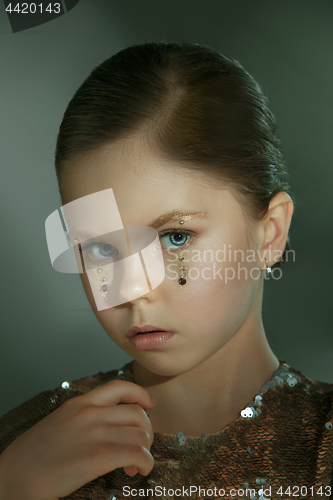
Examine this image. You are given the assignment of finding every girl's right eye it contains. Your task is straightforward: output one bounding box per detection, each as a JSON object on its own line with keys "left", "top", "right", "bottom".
{"left": 80, "top": 242, "right": 119, "bottom": 261}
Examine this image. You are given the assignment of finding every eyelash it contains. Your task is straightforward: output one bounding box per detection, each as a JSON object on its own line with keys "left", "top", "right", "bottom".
{"left": 78, "top": 242, "right": 117, "bottom": 255}
{"left": 77, "top": 228, "right": 193, "bottom": 258}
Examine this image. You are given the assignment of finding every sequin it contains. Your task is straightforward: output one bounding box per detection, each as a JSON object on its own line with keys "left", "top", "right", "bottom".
{"left": 287, "top": 376, "right": 298, "bottom": 387}
{"left": 117, "top": 369, "right": 125, "bottom": 380}
{"left": 274, "top": 375, "right": 284, "bottom": 385}
{"left": 247, "top": 489, "right": 256, "bottom": 500}
{"left": 255, "top": 394, "right": 263, "bottom": 406}
{"left": 177, "top": 431, "right": 186, "bottom": 443}
{"left": 61, "top": 381, "right": 70, "bottom": 389}
{"left": 109, "top": 490, "right": 117, "bottom": 500}
{"left": 2, "top": 359, "right": 333, "bottom": 500}
{"left": 50, "top": 397, "right": 57, "bottom": 404}
{"left": 241, "top": 407, "right": 254, "bottom": 418}
{"left": 256, "top": 477, "right": 267, "bottom": 485}
{"left": 201, "top": 433, "right": 207, "bottom": 441}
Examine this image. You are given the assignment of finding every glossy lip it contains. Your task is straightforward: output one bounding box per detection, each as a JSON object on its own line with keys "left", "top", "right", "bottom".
{"left": 127, "top": 331, "right": 175, "bottom": 351}
{"left": 125, "top": 324, "right": 170, "bottom": 338}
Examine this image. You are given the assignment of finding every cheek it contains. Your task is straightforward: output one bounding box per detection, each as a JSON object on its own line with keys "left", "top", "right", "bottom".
{"left": 169, "top": 233, "right": 260, "bottom": 326}
{"left": 79, "top": 273, "right": 125, "bottom": 342}
{"left": 79, "top": 273, "right": 98, "bottom": 313}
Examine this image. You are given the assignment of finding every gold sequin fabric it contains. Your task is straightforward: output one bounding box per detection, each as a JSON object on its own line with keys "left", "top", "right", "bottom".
{"left": 1, "top": 360, "right": 333, "bottom": 500}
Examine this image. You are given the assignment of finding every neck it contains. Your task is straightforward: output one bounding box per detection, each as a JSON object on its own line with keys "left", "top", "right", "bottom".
{"left": 132, "top": 321, "right": 279, "bottom": 437}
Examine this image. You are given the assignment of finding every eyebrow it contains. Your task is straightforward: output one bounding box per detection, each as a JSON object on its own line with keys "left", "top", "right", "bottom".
{"left": 69, "top": 211, "right": 210, "bottom": 241}
{"left": 148, "top": 211, "right": 210, "bottom": 229}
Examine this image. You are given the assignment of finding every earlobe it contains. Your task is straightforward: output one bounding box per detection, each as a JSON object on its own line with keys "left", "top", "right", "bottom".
{"left": 260, "top": 192, "right": 294, "bottom": 267}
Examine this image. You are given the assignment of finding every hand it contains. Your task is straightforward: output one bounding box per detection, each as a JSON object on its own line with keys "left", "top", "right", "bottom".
{"left": 0, "top": 379, "right": 155, "bottom": 500}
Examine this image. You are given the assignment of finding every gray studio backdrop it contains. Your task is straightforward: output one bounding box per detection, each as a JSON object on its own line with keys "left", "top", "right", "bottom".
{"left": 1, "top": 0, "right": 333, "bottom": 418}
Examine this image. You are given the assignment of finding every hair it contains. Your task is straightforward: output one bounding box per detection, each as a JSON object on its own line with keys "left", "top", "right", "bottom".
{"left": 55, "top": 41, "right": 295, "bottom": 268}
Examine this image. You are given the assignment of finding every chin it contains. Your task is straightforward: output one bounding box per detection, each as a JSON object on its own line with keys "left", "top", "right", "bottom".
{"left": 136, "top": 354, "right": 202, "bottom": 378}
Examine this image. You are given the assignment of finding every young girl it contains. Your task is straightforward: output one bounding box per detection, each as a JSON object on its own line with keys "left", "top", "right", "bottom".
{"left": 0, "top": 41, "right": 332, "bottom": 500}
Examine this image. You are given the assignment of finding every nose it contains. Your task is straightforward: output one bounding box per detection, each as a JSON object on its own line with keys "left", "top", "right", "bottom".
{"left": 85, "top": 229, "right": 165, "bottom": 310}
{"left": 116, "top": 252, "right": 151, "bottom": 304}
{"left": 117, "top": 231, "right": 166, "bottom": 305}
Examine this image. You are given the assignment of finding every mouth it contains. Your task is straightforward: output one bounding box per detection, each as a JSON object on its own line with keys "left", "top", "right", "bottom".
{"left": 126, "top": 324, "right": 169, "bottom": 338}
{"left": 126, "top": 326, "right": 176, "bottom": 351}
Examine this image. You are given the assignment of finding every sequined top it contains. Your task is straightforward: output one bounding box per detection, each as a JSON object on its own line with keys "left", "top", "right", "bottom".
{"left": 1, "top": 360, "right": 333, "bottom": 500}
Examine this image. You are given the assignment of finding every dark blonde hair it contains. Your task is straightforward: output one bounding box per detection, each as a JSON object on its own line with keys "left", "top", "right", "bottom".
{"left": 55, "top": 41, "right": 295, "bottom": 268}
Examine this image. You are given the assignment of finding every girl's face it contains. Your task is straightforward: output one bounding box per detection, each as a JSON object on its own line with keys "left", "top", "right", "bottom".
{"left": 62, "top": 137, "right": 265, "bottom": 377}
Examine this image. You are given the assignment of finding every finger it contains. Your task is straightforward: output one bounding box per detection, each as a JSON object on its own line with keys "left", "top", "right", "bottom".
{"left": 123, "top": 465, "right": 138, "bottom": 476}
{"left": 80, "top": 380, "right": 155, "bottom": 409}
{"left": 116, "top": 444, "right": 154, "bottom": 476}
{"left": 90, "top": 404, "right": 154, "bottom": 445}
{"left": 96, "top": 426, "right": 151, "bottom": 451}
{"left": 92, "top": 443, "right": 154, "bottom": 477}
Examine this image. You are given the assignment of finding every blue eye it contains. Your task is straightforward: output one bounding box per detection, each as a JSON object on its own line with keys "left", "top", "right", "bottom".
{"left": 80, "top": 242, "right": 119, "bottom": 261}
{"left": 159, "top": 229, "right": 191, "bottom": 250}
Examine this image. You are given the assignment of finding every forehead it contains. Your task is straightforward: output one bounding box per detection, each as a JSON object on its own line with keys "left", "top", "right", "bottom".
{"left": 62, "top": 138, "right": 192, "bottom": 199}
{"left": 60, "top": 138, "right": 246, "bottom": 228}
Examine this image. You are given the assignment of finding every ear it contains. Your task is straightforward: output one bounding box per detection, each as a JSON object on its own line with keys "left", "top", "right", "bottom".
{"left": 259, "top": 191, "right": 294, "bottom": 268}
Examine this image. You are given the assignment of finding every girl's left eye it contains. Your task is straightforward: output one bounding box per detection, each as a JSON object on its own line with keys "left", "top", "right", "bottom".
{"left": 159, "top": 229, "right": 191, "bottom": 250}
